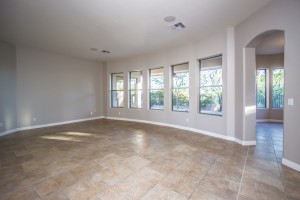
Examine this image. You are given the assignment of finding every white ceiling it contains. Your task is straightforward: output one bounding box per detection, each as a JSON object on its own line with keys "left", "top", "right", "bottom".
{"left": 0, "top": 0, "right": 272, "bottom": 61}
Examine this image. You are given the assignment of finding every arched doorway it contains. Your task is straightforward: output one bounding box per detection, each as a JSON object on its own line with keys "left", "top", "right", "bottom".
{"left": 244, "top": 30, "right": 285, "bottom": 163}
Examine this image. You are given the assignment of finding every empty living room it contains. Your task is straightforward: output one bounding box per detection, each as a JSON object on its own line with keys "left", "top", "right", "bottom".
{"left": 0, "top": 0, "right": 300, "bottom": 199}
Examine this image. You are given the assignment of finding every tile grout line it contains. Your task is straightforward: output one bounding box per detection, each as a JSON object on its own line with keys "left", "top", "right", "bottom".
{"left": 236, "top": 145, "right": 249, "bottom": 200}
{"left": 187, "top": 158, "right": 217, "bottom": 199}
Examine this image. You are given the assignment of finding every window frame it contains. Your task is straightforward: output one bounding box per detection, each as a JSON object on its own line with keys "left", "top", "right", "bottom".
{"left": 199, "top": 55, "right": 223, "bottom": 116}
{"left": 271, "top": 67, "right": 284, "bottom": 109}
{"left": 171, "top": 62, "right": 190, "bottom": 112}
{"left": 149, "top": 67, "right": 164, "bottom": 111}
{"left": 256, "top": 68, "right": 267, "bottom": 109}
{"left": 110, "top": 72, "right": 124, "bottom": 108}
{"left": 129, "top": 70, "right": 143, "bottom": 109}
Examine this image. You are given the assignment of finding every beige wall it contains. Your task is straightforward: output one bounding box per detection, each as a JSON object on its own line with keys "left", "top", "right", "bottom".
{"left": 106, "top": 31, "right": 228, "bottom": 136}
{"left": 0, "top": 41, "right": 17, "bottom": 132}
{"left": 16, "top": 46, "right": 104, "bottom": 128}
{"left": 256, "top": 53, "right": 284, "bottom": 121}
{"left": 0, "top": 45, "right": 104, "bottom": 134}
{"left": 235, "top": 0, "right": 300, "bottom": 165}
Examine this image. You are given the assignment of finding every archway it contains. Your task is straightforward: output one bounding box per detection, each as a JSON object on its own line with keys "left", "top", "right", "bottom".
{"left": 243, "top": 30, "right": 285, "bottom": 162}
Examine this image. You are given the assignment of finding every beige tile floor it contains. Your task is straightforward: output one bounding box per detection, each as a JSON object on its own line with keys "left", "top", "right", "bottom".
{"left": 0, "top": 119, "right": 299, "bottom": 200}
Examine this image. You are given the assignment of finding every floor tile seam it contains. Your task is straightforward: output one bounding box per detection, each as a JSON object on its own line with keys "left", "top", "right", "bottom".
{"left": 186, "top": 158, "right": 216, "bottom": 199}
{"left": 236, "top": 145, "right": 249, "bottom": 200}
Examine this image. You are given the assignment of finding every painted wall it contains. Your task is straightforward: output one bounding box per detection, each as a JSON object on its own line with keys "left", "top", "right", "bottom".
{"left": 256, "top": 53, "right": 284, "bottom": 121}
{"left": 16, "top": 46, "right": 103, "bottom": 128}
{"left": 235, "top": 0, "right": 300, "bottom": 165}
{"left": 106, "top": 31, "right": 228, "bottom": 136}
{"left": 0, "top": 41, "right": 17, "bottom": 132}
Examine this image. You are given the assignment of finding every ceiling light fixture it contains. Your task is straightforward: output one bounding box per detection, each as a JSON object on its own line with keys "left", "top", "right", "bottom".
{"left": 169, "top": 22, "right": 186, "bottom": 30}
{"left": 90, "top": 48, "right": 98, "bottom": 51}
{"left": 164, "top": 16, "right": 176, "bottom": 23}
{"left": 102, "top": 50, "right": 111, "bottom": 54}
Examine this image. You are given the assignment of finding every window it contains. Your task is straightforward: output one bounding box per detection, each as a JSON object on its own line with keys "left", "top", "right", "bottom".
{"left": 256, "top": 69, "right": 267, "bottom": 108}
{"left": 272, "top": 68, "right": 284, "bottom": 108}
{"left": 111, "top": 73, "right": 124, "bottom": 108}
{"left": 129, "top": 71, "right": 143, "bottom": 108}
{"left": 199, "top": 56, "right": 222, "bottom": 116}
{"left": 172, "top": 63, "right": 189, "bottom": 112}
{"left": 149, "top": 68, "right": 164, "bottom": 110}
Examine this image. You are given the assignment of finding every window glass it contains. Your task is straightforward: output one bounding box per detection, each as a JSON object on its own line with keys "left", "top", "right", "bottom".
{"left": 149, "top": 68, "right": 164, "bottom": 110}
{"left": 199, "top": 56, "right": 222, "bottom": 116}
{"left": 172, "top": 63, "right": 189, "bottom": 112}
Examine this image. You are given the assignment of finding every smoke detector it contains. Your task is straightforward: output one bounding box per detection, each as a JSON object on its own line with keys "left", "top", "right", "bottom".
{"left": 169, "top": 22, "right": 186, "bottom": 30}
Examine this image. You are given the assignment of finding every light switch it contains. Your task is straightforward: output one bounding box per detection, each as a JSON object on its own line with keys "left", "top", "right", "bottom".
{"left": 288, "top": 98, "right": 294, "bottom": 106}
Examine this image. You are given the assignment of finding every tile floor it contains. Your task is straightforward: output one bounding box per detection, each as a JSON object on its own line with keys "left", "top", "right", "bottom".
{"left": 0, "top": 119, "right": 299, "bottom": 200}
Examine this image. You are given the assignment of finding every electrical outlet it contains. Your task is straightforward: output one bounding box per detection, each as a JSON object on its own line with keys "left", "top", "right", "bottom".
{"left": 186, "top": 118, "right": 189, "bottom": 122}
{"left": 118, "top": 111, "right": 121, "bottom": 115}
{"left": 0, "top": 122, "right": 3, "bottom": 127}
{"left": 91, "top": 112, "right": 94, "bottom": 115}
{"left": 32, "top": 118, "right": 37, "bottom": 122}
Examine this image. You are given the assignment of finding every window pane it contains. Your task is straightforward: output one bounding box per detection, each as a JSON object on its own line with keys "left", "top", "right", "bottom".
{"left": 111, "top": 91, "right": 124, "bottom": 107}
{"left": 272, "top": 68, "right": 284, "bottom": 108}
{"left": 199, "top": 56, "right": 222, "bottom": 116}
{"left": 111, "top": 73, "right": 124, "bottom": 90}
{"left": 256, "top": 69, "right": 266, "bottom": 108}
{"left": 150, "top": 68, "right": 164, "bottom": 110}
{"left": 172, "top": 88, "right": 189, "bottom": 112}
{"left": 130, "top": 90, "right": 143, "bottom": 108}
{"left": 200, "top": 87, "right": 222, "bottom": 115}
{"left": 130, "top": 71, "right": 143, "bottom": 108}
{"left": 150, "top": 89, "right": 164, "bottom": 110}
{"left": 173, "top": 63, "right": 189, "bottom": 88}
{"left": 111, "top": 73, "right": 124, "bottom": 108}
{"left": 130, "top": 71, "right": 143, "bottom": 90}
{"left": 172, "top": 63, "right": 189, "bottom": 112}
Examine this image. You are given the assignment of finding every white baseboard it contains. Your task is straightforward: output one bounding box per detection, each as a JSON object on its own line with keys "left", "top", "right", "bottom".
{"left": 235, "top": 138, "right": 256, "bottom": 146}
{"left": 282, "top": 158, "right": 300, "bottom": 172}
{"left": 256, "top": 119, "right": 283, "bottom": 123}
{"left": 0, "top": 116, "right": 104, "bottom": 137}
{"left": 106, "top": 116, "right": 255, "bottom": 146}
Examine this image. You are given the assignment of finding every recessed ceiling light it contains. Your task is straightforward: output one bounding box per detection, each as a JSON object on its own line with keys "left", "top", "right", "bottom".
{"left": 90, "top": 48, "right": 98, "bottom": 51}
{"left": 164, "top": 16, "right": 176, "bottom": 23}
{"left": 102, "top": 50, "right": 111, "bottom": 54}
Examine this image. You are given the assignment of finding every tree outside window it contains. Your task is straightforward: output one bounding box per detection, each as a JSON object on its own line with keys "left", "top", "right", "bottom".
{"left": 172, "top": 63, "right": 189, "bottom": 112}
{"left": 272, "top": 68, "right": 284, "bottom": 108}
{"left": 256, "top": 69, "right": 266, "bottom": 108}
{"left": 149, "top": 68, "right": 164, "bottom": 110}
{"left": 199, "top": 56, "right": 222, "bottom": 116}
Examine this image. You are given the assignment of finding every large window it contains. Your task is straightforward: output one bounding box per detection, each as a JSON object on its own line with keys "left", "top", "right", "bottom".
{"left": 111, "top": 73, "right": 124, "bottom": 108}
{"left": 256, "top": 69, "right": 267, "bottom": 108}
{"left": 172, "top": 63, "right": 189, "bottom": 112}
{"left": 129, "top": 71, "right": 143, "bottom": 108}
{"left": 272, "top": 68, "right": 284, "bottom": 108}
{"left": 149, "top": 68, "right": 164, "bottom": 110}
{"left": 199, "top": 56, "right": 222, "bottom": 116}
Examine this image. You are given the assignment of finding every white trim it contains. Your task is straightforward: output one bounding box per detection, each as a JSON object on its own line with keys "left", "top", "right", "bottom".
{"left": 282, "top": 158, "right": 300, "bottom": 172}
{"left": 0, "top": 116, "right": 104, "bottom": 137}
{"left": 256, "top": 119, "right": 283, "bottom": 123}
{"left": 235, "top": 138, "right": 256, "bottom": 146}
{"left": 106, "top": 117, "right": 255, "bottom": 146}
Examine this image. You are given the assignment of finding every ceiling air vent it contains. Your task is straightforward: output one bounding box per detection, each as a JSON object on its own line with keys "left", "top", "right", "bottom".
{"left": 169, "top": 22, "right": 186, "bottom": 30}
